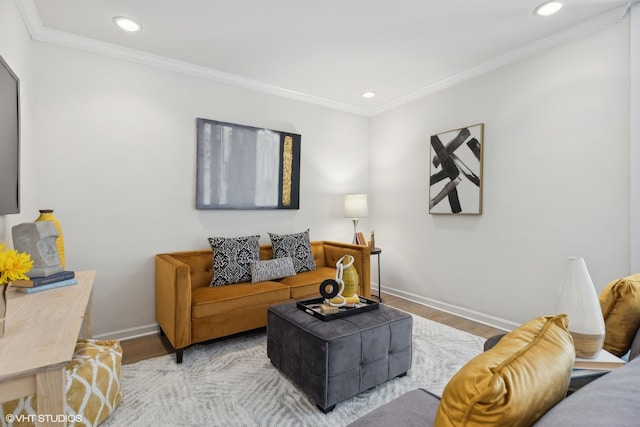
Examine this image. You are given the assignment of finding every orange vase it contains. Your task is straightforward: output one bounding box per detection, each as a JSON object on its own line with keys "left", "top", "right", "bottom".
{"left": 35, "top": 209, "right": 65, "bottom": 269}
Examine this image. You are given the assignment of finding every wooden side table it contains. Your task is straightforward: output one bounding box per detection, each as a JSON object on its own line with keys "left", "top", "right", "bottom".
{"left": 0, "top": 270, "right": 95, "bottom": 426}
{"left": 371, "top": 247, "right": 382, "bottom": 302}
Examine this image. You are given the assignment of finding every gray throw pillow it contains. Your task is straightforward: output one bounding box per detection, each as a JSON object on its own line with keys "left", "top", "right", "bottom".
{"left": 250, "top": 257, "right": 296, "bottom": 283}
{"left": 208, "top": 235, "right": 260, "bottom": 286}
{"left": 268, "top": 230, "right": 316, "bottom": 273}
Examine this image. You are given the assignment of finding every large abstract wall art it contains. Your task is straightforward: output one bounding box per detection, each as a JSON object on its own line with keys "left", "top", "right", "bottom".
{"left": 196, "top": 118, "right": 301, "bottom": 210}
{"left": 428, "top": 123, "right": 484, "bottom": 215}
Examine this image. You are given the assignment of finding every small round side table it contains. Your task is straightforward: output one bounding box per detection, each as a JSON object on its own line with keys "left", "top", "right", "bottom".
{"left": 371, "top": 247, "right": 382, "bottom": 302}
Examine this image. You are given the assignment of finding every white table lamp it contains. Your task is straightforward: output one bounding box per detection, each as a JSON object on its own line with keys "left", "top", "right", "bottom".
{"left": 344, "top": 194, "right": 368, "bottom": 244}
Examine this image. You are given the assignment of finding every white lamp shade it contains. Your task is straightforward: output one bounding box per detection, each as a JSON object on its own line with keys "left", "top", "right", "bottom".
{"left": 344, "top": 194, "right": 368, "bottom": 218}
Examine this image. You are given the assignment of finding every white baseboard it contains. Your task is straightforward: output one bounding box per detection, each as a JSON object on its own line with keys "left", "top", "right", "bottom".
{"left": 96, "top": 286, "right": 516, "bottom": 341}
{"left": 379, "top": 283, "right": 518, "bottom": 332}
{"left": 93, "top": 323, "right": 159, "bottom": 341}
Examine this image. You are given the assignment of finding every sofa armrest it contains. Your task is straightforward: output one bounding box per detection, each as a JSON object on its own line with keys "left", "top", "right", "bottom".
{"left": 155, "top": 254, "right": 192, "bottom": 351}
{"left": 629, "top": 326, "right": 640, "bottom": 361}
{"left": 534, "top": 357, "right": 640, "bottom": 426}
{"left": 347, "top": 388, "right": 438, "bottom": 427}
{"left": 321, "top": 241, "right": 371, "bottom": 298}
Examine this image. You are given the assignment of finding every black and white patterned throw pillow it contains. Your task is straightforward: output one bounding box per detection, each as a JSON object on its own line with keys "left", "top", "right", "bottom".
{"left": 208, "top": 235, "right": 260, "bottom": 286}
{"left": 250, "top": 257, "right": 296, "bottom": 283}
{"left": 268, "top": 229, "right": 316, "bottom": 273}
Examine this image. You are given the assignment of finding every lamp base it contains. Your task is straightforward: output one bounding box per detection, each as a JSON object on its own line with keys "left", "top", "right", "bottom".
{"left": 570, "top": 331, "right": 605, "bottom": 358}
{"left": 351, "top": 218, "right": 359, "bottom": 244}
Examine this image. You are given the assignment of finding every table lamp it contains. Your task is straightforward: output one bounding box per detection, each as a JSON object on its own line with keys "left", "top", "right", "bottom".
{"left": 344, "top": 194, "right": 368, "bottom": 244}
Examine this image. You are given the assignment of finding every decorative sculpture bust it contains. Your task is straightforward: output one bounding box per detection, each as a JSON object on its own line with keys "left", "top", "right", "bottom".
{"left": 12, "top": 221, "right": 63, "bottom": 278}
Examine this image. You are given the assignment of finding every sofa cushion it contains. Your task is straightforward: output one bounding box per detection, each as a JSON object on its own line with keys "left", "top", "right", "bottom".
{"left": 279, "top": 266, "right": 336, "bottom": 299}
{"left": 191, "top": 281, "right": 290, "bottom": 318}
{"left": 599, "top": 273, "right": 640, "bottom": 357}
{"left": 629, "top": 327, "right": 640, "bottom": 361}
{"left": 250, "top": 257, "right": 296, "bottom": 283}
{"left": 268, "top": 230, "right": 316, "bottom": 273}
{"left": 347, "top": 388, "right": 439, "bottom": 427}
{"left": 534, "top": 357, "right": 640, "bottom": 426}
{"left": 208, "top": 235, "right": 260, "bottom": 286}
{"left": 434, "top": 314, "right": 574, "bottom": 427}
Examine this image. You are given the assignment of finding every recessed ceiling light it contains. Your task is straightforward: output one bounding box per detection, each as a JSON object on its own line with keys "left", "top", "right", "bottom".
{"left": 113, "top": 16, "right": 143, "bottom": 32}
{"left": 534, "top": 1, "right": 564, "bottom": 16}
{"left": 362, "top": 91, "right": 376, "bottom": 99}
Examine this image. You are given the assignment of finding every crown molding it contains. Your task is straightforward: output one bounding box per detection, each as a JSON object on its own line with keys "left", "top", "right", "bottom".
{"left": 370, "top": 4, "right": 631, "bottom": 115}
{"left": 15, "top": 0, "right": 631, "bottom": 118}
{"left": 14, "top": 0, "right": 370, "bottom": 116}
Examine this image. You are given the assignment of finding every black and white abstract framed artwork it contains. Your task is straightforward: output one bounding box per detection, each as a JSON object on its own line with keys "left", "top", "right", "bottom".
{"left": 428, "top": 123, "right": 484, "bottom": 215}
{"left": 196, "top": 118, "right": 301, "bottom": 210}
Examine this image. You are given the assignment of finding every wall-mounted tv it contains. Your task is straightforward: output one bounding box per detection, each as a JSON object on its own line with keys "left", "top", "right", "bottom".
{"left": 0, "top": 54, "right": 20, "bottom": 214}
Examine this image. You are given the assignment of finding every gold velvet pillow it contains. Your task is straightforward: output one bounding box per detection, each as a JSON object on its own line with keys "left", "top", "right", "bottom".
{"left": 434, "top": 314, "right": 575, "bottom": 427}
{"left": 599, "top": 273, "right": 640, "bottom": 357}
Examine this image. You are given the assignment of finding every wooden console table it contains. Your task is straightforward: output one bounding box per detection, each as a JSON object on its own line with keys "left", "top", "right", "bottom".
{"left": 0, "top": 270, "right": 95, "bottom": 426}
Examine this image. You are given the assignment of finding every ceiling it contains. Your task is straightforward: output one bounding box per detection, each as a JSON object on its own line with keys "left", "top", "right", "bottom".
{"left": 18, "top": 0, "right": 633, "bottom": 115}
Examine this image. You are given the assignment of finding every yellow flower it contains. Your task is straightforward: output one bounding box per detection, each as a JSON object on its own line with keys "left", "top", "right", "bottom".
{"left": 0, "top": 243, "right": 34, "bottom": 285}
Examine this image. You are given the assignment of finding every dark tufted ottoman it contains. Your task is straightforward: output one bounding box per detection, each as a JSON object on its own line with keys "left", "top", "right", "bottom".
{"left": 267, "top": 301, "right": 413, "bottom": 412}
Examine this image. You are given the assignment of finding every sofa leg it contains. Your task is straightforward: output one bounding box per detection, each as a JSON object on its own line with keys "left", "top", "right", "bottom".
{"left": 397, "top": 372, "right": 407, "bottom": 378}
{"left": 176, "top": 348, "right": 184, "bottom": 364}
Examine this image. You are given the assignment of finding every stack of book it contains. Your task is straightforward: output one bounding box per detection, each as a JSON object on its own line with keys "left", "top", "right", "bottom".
{"left": 571, "top": 348, "right": 626, "bottom": 378}
{"left": 9, "top": 270, "right": 77, "bottom": 293}
{"left": 355, "top": 231, "right": 367, "bottom": 246}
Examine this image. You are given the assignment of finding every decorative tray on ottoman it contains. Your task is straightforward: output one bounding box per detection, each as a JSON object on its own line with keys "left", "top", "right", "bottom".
{"left": 297, "top": 297, "right": 379, "bottom": 321}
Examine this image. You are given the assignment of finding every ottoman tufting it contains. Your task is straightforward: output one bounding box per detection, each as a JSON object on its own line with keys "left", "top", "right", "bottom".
{"left": 1, "top": 339, "right": 122, "bottom": 427}
{"left": 267, "top": 301, "right": 412, "bottom": 412}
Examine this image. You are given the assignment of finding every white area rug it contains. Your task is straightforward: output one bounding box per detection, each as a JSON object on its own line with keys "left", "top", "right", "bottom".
{"left": 103, "top": 314, "right": 485, "bottom": 427}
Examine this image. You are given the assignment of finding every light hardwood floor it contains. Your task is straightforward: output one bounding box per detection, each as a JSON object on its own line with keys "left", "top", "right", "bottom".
{"left": 120, "top": 293, "right": 505, "bottom": 365}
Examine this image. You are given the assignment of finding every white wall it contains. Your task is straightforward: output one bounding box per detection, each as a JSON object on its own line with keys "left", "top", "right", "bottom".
{"left": 0, "top": 0, "right": 35, "bottom": 243}
{"left": 631, "top": 5, "right": 640, "bottom": 274}
{"left": 371, "top": 17, "right": 632, "bottom": 329}
{"left": 2, "top": 2, "right": 370, "bottom": 336}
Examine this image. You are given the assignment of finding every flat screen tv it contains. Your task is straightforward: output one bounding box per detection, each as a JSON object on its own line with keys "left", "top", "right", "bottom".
{"left": 0, "top": 54, "right": 20, "bottom": 214}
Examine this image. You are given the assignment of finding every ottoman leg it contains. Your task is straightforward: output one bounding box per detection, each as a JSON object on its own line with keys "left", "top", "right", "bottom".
{"left": 318, "top": 403, "right": 336, "bottom": 414}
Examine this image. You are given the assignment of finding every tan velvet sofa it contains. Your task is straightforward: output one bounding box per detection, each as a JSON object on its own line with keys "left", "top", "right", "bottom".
{"left": 156, "top": 241, "right": 370, "bottom": 363}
